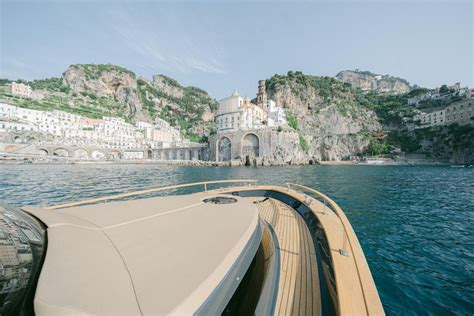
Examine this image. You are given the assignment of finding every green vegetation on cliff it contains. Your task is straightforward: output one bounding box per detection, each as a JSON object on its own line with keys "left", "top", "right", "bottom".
{"left": 71, "top": 64, "right": 136, "bottom": 80}
{"left": 136, "top": 78, "right": 217, "bottom": 141}
{"left": 267, "top": 71, "right": 350, "bottom": 102}
{"left": 29, "top": 77, "right": 71, "bottom": 93}
{"left": 0, "top": 82, "right": 128, "bottom": 120}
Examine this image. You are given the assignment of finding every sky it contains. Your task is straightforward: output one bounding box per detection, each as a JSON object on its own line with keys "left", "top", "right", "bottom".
{"left": 1, "top": 0, "right": 473, "bottom": 99}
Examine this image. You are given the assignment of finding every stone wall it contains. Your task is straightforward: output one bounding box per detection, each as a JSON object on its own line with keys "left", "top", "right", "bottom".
{"left": 208, "top": 127, "right": 309, "bottom": 166}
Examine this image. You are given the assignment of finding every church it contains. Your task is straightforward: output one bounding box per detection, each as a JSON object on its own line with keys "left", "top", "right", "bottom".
{"left": 208, "top": 81, "right": 288, "bottom": 165}
{"left": 215, "top": 80, "right": 287, "bottom": 133}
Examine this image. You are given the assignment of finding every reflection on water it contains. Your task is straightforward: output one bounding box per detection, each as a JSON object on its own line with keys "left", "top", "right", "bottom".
{"left": 0, "top": 164, "right": 473, "bottom": 314}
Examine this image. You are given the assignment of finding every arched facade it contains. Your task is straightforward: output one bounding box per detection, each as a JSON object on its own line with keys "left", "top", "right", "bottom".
{"left": 108, "top": 150, "right": 122, "bottom": 160}
{"left": 53, "top": 148, "right": 69, "bottom": 157}
{"left": 217, "top": 137, "right": 232, "bottom": 162}
{"left": 36, "top": 149, "right": 49, "bottom": 156}
{"left": 91, "top": 150, "right": 106, "bottom": 160}
{"left": 74, "top": 148, "right": 89, "bottom": 159}
{"left": 241, "top": 133, "right": 260, "bottom": 159}
{"left": 13, "top": 135, "right": 22, "bottom": 144}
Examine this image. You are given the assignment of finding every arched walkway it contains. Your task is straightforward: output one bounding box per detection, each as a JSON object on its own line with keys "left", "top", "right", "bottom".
{"left": 36, "top": 149, "right": 49, "bottom": 156}
{"left": 218, "top": 137, "right": 232, "bottom": 162}
{"left": 108, "top": 150, "right": 122, "bottom": 160}
{"left": 53, "top": 148, "right": 69, "bottom": 157}
{"left": 74, "top": 148, "right": 89, "bottom": 159}
{"left": 91, "top": 150, "right": 106, "bottom": 160}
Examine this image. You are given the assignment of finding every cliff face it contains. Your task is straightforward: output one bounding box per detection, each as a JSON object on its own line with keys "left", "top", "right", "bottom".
{"left": 408, "top": 125, "right": 474, "bottom": 164}
{"left": 63, "top": 64, "right": 147, "bottom": 121}
{"left": 336, "top": 70, "right": 411, "bottom": 94}
{"left": 266, "top": 72, "right": 382, "bottom": 161}
{"left": 60, "top": 64, "right": 218, "bottom": 141}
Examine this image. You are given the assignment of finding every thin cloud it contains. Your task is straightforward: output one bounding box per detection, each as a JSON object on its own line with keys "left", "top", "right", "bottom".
{"left": 104, "top": 5, "right": 226, "bottom": 75}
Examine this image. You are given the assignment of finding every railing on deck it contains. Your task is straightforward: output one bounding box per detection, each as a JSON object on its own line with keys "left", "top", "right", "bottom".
{"left": 45, "top": 179, "right": 258, "bottom": 210}
{"left": 286, "top": 182, "right": 351, "bottom": 257}
{"left": 286, "top": 182, "right": 383, "bottom": 315}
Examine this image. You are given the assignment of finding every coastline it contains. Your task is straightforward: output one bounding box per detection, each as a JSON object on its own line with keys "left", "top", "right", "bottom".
{"left": 1, "top": 156, "right": 457, "bottom": 167}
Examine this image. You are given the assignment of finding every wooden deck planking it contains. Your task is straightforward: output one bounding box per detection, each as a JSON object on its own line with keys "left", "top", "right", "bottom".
{"left": 254, "top": 199, "right": 321, "bottom": 316}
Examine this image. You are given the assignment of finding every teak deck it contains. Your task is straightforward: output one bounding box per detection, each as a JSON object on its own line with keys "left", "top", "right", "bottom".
{"left": 254, "top": 198, "right": 322, "bottom": 316}
{"left": 33, "top": 180, "right": 384, "bottom": 315}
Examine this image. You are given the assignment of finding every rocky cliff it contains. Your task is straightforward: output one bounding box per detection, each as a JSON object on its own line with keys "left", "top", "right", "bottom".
{"left": 266, "top": 71, "right": 382, "bottom": 161}
{"left": 63, "top": 64, "right": 218, "bottom": 141}
{"left": 336, "top": 70, "right": 411, "bottom": 94}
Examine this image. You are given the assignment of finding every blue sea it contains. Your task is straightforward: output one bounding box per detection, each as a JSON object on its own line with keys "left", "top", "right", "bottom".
{"left": 1, "top": 164, "right": 473, "bottom": 315}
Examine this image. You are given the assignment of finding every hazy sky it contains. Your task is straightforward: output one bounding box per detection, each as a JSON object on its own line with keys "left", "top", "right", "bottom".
{"left": 1, "top": 0, "right": 472, "bottom": 99}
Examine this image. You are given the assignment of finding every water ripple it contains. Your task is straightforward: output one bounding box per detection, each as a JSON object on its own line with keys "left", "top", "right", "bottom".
{"left": 0, "top": 164, "right": 473, "bottom": 314}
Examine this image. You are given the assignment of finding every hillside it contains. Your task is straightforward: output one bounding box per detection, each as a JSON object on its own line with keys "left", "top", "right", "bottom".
{"left": 266, "top": 71, "right": 472, "bottom": 164}
{"left": 0, "top": 64, "right": 218, "bottom": 142}
{"left": 266, "top": 71, "right": 382, "bottom": 160}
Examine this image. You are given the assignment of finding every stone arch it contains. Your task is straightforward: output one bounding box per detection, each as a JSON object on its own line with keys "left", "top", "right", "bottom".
{"left": 91, "top": 150, "right": 106, "bottom": 160}
{"left": 217, "top": 137, "right": 232, "bottom": 162}
{"left": 13, "top": 135, "right": 22, "bottom": 143}
{"left": 36, "top": 149, "right": 49, "bottom": 156}
{"left": 53, "top": 148, "right": 69, "bottom": 157}
{"left": 185, "top": 149, "right": 192, "bottom": 160}
{"left": 241, "top": 133, "right": 260, "bottom": 159}
{"left": 177, "top": 149, "right": 184, "bottom": 160}
{"left": 108, "top": 150, "right": 122, "bottom": 160}
{"left": 146, "top": 149, "right": 153, "bottom": 159}
{"left": 74, "top": 148, "right": 89, "bottom": 159}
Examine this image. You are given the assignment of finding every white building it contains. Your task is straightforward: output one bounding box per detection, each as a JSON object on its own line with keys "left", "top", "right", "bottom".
{"left": 136, "top": 121, "right": 154, "bottom": 140}
{"left": 123, "top": 150, "right": 144, "bottom": 160}
{"left": 414, "top": 99, "right": 473, "bottom": 128}
{"left": 414, "top": 108, "right": 446, "bottom": 128}
{"left": 267, "top": 100, "right": 287, "bottom": 127}
{"left": 0, "top": 102, "right": 196, "bottom": 150}
{"left": 216, "top": 81, "right": 287, "bottom": 133}
{"left": 0, "top": 120, "right": 37, "bottom": 133}
{"left": 10, "top": 82, "right": 32, "bottom": 98}
{"left": 216, "top": 90, "right": 267, "bottom": 132}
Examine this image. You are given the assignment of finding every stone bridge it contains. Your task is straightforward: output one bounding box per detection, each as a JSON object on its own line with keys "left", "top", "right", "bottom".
{"left": 1, "top": 142, "right": 209, "bottom": 161}
{"left": 151, "top": 145, "right": 208, "bottom": 161}
{"left": 34, "top": 145, "right": 123, "bottom": 160}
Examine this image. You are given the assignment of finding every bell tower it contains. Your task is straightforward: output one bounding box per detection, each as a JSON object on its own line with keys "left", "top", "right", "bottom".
{"left": 256, "top": 80, "right": 267, "bottom": 111}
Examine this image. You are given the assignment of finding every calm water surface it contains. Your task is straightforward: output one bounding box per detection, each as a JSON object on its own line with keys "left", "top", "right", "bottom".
{"left": 1, "top": 164, "right": 473, "bottom": 315}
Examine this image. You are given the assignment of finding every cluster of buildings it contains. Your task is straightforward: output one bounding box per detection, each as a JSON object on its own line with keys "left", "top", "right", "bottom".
{"left": 412, "top": 82, "right": 474, "bottom": 129}
{"left": 408, "top": 82, "right": 474, "bottom": 106}
{"left": 413, "top": 99, "right": 473, "bottom": 129}
{"left": 0, "top": 103, "right": 190, "bottom": 150}
{"left": 216, "top": 80, "right": 287, "bottom": 133}
{"left": 209, "top": 80, "right": 289, "bottom": 163}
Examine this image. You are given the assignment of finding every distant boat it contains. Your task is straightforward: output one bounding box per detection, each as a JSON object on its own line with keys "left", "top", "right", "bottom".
{"left": 365, "top": 158, "right": 386, "bottom": 165}
{"left": 450, "top": 165, "right": 465, "bottom": 168}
